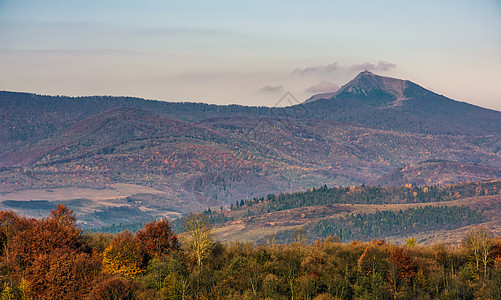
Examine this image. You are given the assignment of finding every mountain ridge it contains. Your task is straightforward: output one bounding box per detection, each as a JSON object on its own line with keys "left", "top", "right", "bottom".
{"left": 298, "top": 71, "right": 501, "bottom": 136}
{"left": 1, "top": 71, "right": 500, "bottom": 223}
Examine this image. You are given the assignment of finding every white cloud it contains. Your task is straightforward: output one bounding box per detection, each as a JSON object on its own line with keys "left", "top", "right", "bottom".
{"left": 350, "top": 61, "right": 396, "bottom": 72}
{"left": 293, "top": 61, "right": 396, "bottom": 76}
{"left": 259, "top": 85, "right": 283, "bottom": 93}
{"left": 293, "top": 62, "right": 339, "bottom": 75}
{"left": 305, "top": 81, "right": 339, "bottom": 93}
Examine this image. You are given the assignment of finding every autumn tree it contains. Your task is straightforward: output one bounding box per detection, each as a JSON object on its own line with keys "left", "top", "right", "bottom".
{"left": 276, "top": 245, "right": 302, "bottom": 300}
{"left": 136, "top": 219, "right": 178, "bottom": 258}
{"left": 463, "top": 227, "right": 493, "bottom": 277}
{"left": 1, "top": 282, "right": 15, "bottom": 300}
{"left": 358, "top": 244, "right": 388, "bottom": 277}
{"left": 357, "top": 244, "right": 391, "bottom": 299}
{"left": 50, "top": 204, "right": 77, "bottom": 227}
{"left": 161, "top": 272, "right": 190, "bottom": 300}
{"left": 4, "top": 206, "right": 99, "bottom": 299}
{"left": 26, "top": 249, "right": 101, "bottom": 299}
{"left": 183, "top": 213, "right": 212, "bottom": 268}
{"left": 388, "top": 247, "right": 418, "bottom": 295}
{"left": 102, "top": 230, "right": 146, "bottom": 278}
{"left": 87, "top": 277, "right": 139, "bottom": 300}
{"left": 83, "top": 232, "right": 114, "bottom": 254}
{"left": 0, "top": 211, "right": 29, "bottom": 258}
{"left": 8, "top": 206, "right": 84, "bottom": 272}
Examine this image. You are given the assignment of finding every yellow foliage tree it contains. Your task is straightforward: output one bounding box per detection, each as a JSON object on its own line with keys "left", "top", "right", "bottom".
{"left": 102, "top": 230, "right": 146, "bottom": 278}
{"left": 184, "top": 213, "right": 212, "bottom": 268}
{"left": 1, "top": 282, "right": 14, "bottom": 300}
{"left": 463, "top": 227, "right": 493, "bottom": 277}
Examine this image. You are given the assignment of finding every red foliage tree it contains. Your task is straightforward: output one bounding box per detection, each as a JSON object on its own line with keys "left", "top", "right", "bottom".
{"left": 87, "top": 277, "right": 139, "bottom": 300}
{"left": 0, "top": 211, "right": 30, "bottom": 257}
{"left": 8, "top": 205, "right": 84, "bottom": 272}
{"left": 136, "top": 219, "right": 179, "bottom": 258}
{"left": 26, "top": 249, "right": 101, "bottom": 299}
{"left": 388, "top": 247, "right": 418, "bottom": 291}
{"left": 4, "top": 205, "right": 100, "bottom": 299}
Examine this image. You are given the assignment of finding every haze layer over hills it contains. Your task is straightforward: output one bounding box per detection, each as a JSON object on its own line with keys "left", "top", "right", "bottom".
{"left": 1, "top": 71, "right": 500, "bottom": 229}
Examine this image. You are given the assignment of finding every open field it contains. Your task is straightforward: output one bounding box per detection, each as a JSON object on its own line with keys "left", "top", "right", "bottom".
{"left": 0, "top": 183, "right": 182, "bottom": 226}
{"left": 0, "top": 183, "right": 165, "bottom": 201}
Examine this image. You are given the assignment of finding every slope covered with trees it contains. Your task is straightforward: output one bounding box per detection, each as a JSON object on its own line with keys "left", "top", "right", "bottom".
{"left": 1, "top": 108, "right": 499, "bottom": 223}
{"left": 169, "top": 180, "right": 501, "bottom": 245}
{"left": 312, "top": 205, "right": 483, "bottom": 241}
{"left": 372, "top": 159, "right": 501, "bottom": 186}
{"left": 228, "top": 180, "right": 501, "bottom": 214}
{"left": 1, "top": 71, "right": 500, "bottom": 225}
{"left": 2, "top": 206, "right": 501, "bottom": 299}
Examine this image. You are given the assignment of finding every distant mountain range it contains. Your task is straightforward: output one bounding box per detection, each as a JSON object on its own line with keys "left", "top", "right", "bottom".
{"left": 1, "top": 71, "right": 500, "bottom": 220}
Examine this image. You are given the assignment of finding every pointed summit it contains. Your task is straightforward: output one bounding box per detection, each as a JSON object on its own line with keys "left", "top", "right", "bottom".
{"left": 305, "top": 71, "right": 410, "bottom": 103}
{"left": 338, "top": 70, "right": 408, "bottom": 99}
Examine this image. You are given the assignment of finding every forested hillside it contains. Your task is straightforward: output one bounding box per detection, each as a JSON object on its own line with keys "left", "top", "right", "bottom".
{"left": 1, "top": 71, "right": 500, "bottom": 226}
{"left": 372, "top": 159, "right": 501, "bottom": 186}
{"left": 312, "top": 205, "right": 482, "bottom": 241}
{"left": 228, "top": 180, "right": 501, "bottom": 214}
{"left": 174, "top": 180, "right": 501, "bottom": 245}
{"left": 2, "top": 206, "right": 501, "bottom": 299}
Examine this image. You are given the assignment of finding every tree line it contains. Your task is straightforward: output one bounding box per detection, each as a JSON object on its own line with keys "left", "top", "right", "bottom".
{"left": 196, "top": 180, "right": 500, "bottom": 229}
{"left": 312, "top": 205, "right": 482, "bottom": 242}
{"left": 255, "top": 180, "right": 500, "bottom": 211}
{"left": 2, "top": 206, "right": 501, "bottom": 299}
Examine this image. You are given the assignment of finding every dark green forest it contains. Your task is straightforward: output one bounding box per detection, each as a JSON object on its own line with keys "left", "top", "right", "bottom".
{"left": 232, "top": 180, "right": 501, "bottom": 212}
{"left": 312, "top": 206, "right": 482, "bottom": 242}
{"left": 171, "top": 180, "right": 500, "bottom": 235}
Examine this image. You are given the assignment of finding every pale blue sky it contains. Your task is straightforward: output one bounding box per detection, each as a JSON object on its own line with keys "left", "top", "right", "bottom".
{"left": 1, "top": 0, "right": 500, "bottom": 109}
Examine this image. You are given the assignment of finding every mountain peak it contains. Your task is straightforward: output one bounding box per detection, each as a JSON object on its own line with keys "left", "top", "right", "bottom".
{"left": 338, "top": 71, "right": 408, "bottom": 99}
{"left": 305, "top": 71, "right": 409, "bottom": 103}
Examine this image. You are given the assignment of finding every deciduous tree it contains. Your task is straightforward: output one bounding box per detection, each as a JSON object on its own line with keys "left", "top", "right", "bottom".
{"left": 102, "top": 231, "right": 146, "bottom": 278}
{"left": 136, "top": 219, "right": 178, "bottom": 258}
{"left": 183, "top": 213, "right": 212, "bottom": 268}
{"left": 388, "top": 247, "right": 417, "bottom": 294}
{"left": 87, "top": 277, "right": 139, "bottom": 300}
{"left": 0, "top": 211, "right": 29, "bottom": 258}
{"left": 463, "top": 227, "right": 493, "bottom": 277}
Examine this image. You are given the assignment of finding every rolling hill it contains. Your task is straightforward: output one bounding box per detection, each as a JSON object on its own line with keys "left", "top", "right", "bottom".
{"left": 371, "top": 159, "right": 501, "bottom": 186}
{"left": 197, "top": 179, "right": 501, "bottom": 245}
{"left": 1, "top": 71, "right": 500, "bottom": 227}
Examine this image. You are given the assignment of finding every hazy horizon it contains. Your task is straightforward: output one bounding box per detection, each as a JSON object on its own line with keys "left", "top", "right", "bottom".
{"left": 1, "top": 0, "right": 500, "bottom": 110}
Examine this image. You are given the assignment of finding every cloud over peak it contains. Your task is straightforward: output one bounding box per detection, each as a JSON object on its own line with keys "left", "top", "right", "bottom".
{"left": 350, "top": 61, "right": 396, "bottom": 72}
{"left": 293, "top": 63, "right": 339, "bottom": 75}
{"left": 293, "top": 61, "right": 396, "bottom": 76}
{"left": 305, "top": 81, "right": 340, "bottom": 93}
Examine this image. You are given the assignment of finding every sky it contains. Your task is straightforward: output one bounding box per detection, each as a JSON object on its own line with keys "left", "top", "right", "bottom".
{"left": 0, "top": 0, "right": 500, "bottom": 110}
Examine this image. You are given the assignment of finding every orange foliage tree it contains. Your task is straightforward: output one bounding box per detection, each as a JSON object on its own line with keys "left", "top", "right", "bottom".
{"left": 0, "top": 211, "right": 30, "bottom": 257}
{"left": 4, "top": 205, "right": 100, "bottom": 299}
{"left": 8, "top": 205, "right": 84, "bottom": 271}
{"left": 26, "top": 249, "right": 101, "bottom": 299}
